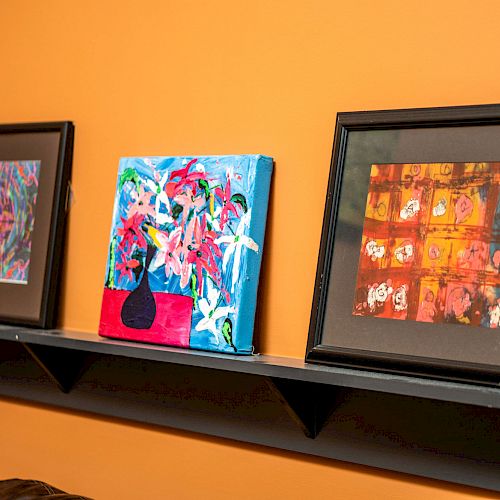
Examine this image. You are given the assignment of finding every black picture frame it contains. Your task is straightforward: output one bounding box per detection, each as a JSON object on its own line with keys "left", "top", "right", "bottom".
{"left": 306, "top": 104, "right": 500, "bottom": 385}
{"left": 0, "top": 122, "right": 74, "bottom": 328}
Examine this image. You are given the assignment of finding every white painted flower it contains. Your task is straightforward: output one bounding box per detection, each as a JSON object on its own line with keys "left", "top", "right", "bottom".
{"left": 367, "top": 282, "right": 393, "bottom": 312}
{"left": 375, "top": 282, "right": 392, "bottom": 302}
{"left": 207, "top": 206, "right": 222, "bottom": 232}
{"left": 400, "top": 198, "right": 420, "bottom": 220}
{"left": 143, "top": 158, "right": 158, "bottom": 168}
{"left": 489, "top": 301, "right": 500, "bottom": 328}
{"left": 394, "top": 242, "right": 414, "bottom": 264}
{"left": 146, "top": 171, "right": 174, "bottom": 225}
{"left": 195, "top": 283, "right": 235, "bottom": 343}
{"left": 392, "top": 285, "right": 408, "bottom": 311}
{"left": 214, "top": 210, "right": 259, "bottom": 293}
{"left": 195, "top": 162, "right": 205, "bottom": 173}
{"left": 148, "top": 227, "right": 182, "bottom": 277}
{"left": 365, "top": 240, "right": 385, "bottom": 261}
{"left": 432, "top": 198, "right": 447, "bottom": 217}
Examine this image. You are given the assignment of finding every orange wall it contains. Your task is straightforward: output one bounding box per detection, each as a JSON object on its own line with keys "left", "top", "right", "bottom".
{"left": 0, "top": 398, "right": 496, "bottom": 500}
{"left": 0, "top": 0, "right": 499, "bottom": 498}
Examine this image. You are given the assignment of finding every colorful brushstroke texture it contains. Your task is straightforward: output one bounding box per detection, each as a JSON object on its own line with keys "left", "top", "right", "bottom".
{"left": 99, "top": 155, "right": 272, "bottom": 353}
{"left": 353, "top": 163, "right": 500, "bottom": 329}
{"left": 0, "top": 160, "right": 40, "bottom": 284}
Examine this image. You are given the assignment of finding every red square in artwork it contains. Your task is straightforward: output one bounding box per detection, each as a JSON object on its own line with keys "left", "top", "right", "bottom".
{"left": 100, "top": 289, "right": 193, "bottom": 347}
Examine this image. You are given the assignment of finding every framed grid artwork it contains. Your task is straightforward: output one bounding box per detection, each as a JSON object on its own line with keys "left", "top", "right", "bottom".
{"left": 306, "top": 104, "right": 500, "bottom": 385}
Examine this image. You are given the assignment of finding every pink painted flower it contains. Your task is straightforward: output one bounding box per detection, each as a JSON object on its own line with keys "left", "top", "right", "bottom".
{"left": 192, "top": 217, "right": 220, "bottom": 290}
{"left": 169, "top": 158, "right": 207, "bottom": 195}
{"left": 180, "top": 216, "right": 219, "bottom": 293}
{"left": 127, "top": 185, "right": 155, "bottom": 218}
{"left": 180, "top": 217, "right": 196, "bottom": 289}
{"left": 187, "top": 249, "right": 217, "bottom": 295}
{"left": 116, "top": 258, "right": 140, "bottom": 283}
{"left": 151, "top": 227, "right": 183, "bottom": 278}
{"left": 455, "top": 194, "right": 473, "bottom": 224}
{"left": 174, "top": 187, "right": 205, "bottom": 226}
{"left": 169, "top": 158, "right": 197, "bottom": 182}
{"left": 214, "top": 176, "right": 239, "bottom": 229}
{"left": 116, "top": 213, "right": 146, "bottom": 251}
{"left": 199, "top": 214, "right": 222, "bottom": 267}
{"left": 428, "top": 244, "right": 441, "bottom": 260}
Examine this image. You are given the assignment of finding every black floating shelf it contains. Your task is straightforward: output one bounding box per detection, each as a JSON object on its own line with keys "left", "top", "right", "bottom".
{"left": 1, "top": 325, "right": 499, "bottom": 409}
{"left": 1, "top": 325, "right": 500, "bottom": 492}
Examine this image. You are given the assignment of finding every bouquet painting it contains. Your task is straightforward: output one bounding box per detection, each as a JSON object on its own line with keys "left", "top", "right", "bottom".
{"left": 99, "top": 155, "right": 273, "bottom": 354}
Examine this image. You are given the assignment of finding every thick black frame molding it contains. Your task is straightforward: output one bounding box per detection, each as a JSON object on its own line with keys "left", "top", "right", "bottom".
{"left": 0, "top": 122, "right": 74, "bottom": 328}
{"left": 306, "top": 103, "right": 500, "bottom": 384}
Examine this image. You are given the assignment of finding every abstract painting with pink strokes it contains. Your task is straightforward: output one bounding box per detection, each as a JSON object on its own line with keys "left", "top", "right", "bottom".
{"left": 353, "top": 163, "right": 500, "bottom": 329}
{"left": 0, "top": 160, "right": 40, "bottom": 285}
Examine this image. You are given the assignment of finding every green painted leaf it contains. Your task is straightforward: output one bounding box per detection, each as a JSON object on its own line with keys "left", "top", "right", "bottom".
{"left": 199, "top": 179, "right": 210, "bottom": 198}
{"left": 187, "top": 207, "right": 195, "bottom": 223}
{"left": 131, "top": 248, "right": 145, "bottom": 262}
{"left": 106, "top": 237, "right": 117, "bottom": 289}
{"left": 119, "top": 168, "right": 140, "bottom": 191}
{"left": 190, "top": 274, "right": 198, "bottom": 308}
{"left": 171, "top": 203, "right": 183, "bottom": 219}
{"left": 231, "top": 193, "right": 248, "bottom": 213}
{"left": 222, "top": 318, "right": 236, "bottom": 352}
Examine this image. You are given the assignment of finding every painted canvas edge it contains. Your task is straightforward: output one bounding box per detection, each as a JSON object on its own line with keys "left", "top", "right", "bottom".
{"left": 224, "top": 155, "right": 273, "bottom": 354}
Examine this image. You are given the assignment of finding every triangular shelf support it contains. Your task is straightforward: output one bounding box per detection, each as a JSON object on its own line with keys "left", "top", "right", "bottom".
{"left": 266, "top": 377, "right": 338, "bottom": 439}
{"left": 22, "top": 343, "right": 93, "bottom": 393}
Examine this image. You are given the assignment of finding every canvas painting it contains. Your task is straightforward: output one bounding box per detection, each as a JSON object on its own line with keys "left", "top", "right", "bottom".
{"left": 0, "top": 160, "right": 40, "bottom": 285}
{"left": 99, "top": 155, "right": 273, "bottom": 354}
{"left": 353, "top": 162, "right": 500, "bottom": 329}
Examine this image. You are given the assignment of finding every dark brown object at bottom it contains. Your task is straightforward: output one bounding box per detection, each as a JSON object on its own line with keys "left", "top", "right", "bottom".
{"left": 0, "top": 479, "right": 92, "bottom": 500}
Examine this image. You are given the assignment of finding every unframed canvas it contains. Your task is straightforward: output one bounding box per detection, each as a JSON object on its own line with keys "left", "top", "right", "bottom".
{"left": 99, "top": 155, "right": 273, "bottom": 354}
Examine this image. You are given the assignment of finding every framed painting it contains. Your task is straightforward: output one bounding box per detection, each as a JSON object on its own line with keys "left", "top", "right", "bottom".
{"left": 0, "top": 122, "right": 74, "bottom": 328}
{"left": 306, "top": 104, "right": 500, "bottom": 385}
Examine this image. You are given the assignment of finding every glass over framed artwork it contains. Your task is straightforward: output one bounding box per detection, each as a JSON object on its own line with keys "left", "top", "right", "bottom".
{"left": 306, "top": 104, "right": 500, "bottom": 385}
{"left": 0, "top": 122, "right": 74, "bottom": 328}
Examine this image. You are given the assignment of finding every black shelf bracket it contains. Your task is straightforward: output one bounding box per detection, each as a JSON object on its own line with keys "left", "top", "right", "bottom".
{"left": 22, "top": 343, "right": 94, "bottom": 393}
{"left": 266, "top": 377, "right": 338, "bottom": 439}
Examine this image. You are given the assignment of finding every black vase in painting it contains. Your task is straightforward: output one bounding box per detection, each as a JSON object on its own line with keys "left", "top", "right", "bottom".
{"left": 121, "top": 245, "right": 156, "bottom": 329}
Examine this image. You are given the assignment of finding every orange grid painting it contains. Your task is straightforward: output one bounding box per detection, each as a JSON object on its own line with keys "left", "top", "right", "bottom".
{"left": 353, "top": 163, "right": 500, "bottom": 329}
